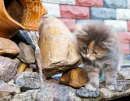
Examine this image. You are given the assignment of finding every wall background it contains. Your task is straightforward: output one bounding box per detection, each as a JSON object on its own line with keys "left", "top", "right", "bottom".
{"left": 41, "top": 0, "right": 130, "bottom": 66}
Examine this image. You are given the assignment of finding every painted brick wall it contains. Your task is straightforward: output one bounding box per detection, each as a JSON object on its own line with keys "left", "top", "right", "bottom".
{"left": 41, "top": 0, "right": 130, "bottom": 65}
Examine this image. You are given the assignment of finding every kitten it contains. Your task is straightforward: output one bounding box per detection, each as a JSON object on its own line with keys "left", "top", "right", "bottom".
{"left": 75, "top": 22, "right": 122, "bottom": 92}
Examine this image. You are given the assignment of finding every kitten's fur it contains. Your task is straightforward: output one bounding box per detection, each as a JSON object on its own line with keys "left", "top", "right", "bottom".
{"left": 75, "top": 22, "right": 122, "bottom": 91}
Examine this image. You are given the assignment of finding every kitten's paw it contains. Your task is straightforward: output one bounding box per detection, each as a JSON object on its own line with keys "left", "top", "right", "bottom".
{"left": 106, "top": 84, "right": 116, "bottom": 91}
{"left": 85, "top": 84, "right": 98, "bottom": 91}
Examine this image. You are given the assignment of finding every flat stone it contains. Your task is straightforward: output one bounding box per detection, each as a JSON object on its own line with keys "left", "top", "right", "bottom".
{"left": 76, "top": 0, "right": 103, "bottom": 7}
{"left": 0, "top": 38, "right": 19, "bottom": 57}
{"left": 38, "top": 17, "right": 82, "bottom": 77}
{"left": 60, "top": 5, "right": 90, "bottom": 19}
{"left": 14, "top": 72, "right": 40, "bottom": 90}
{"left": 17, "top": 42, "right": 35, "bottom": 64}
{"left": 76, "top": 89, "right": 99, "bottom": 98}
{"left": 104, "top": 0, "right": 127, "bottom": 8}
{"left": 0, "top": 95, "right": 12, "bottom": 101}
{"left": 104, "top": 20, "right": 127, "bottom": 32}
{"left": 41, "top": 0, "right": 75, "bottom": 5}
{"left": 0, "top": 56, "right": 18, "bottom": 82}
{"left": 90, "top": 7, "right": 116, "bottom": 20}
{"left": 60, "top": 67, "right": 88, "bottom": 88}
{"left": 116, "top": 9, "right": 130, "bottom": 20}
{"left": 42, "top": 3, "right": 60, "bottom": 17}
{"left": 14, "top": 89, "right": 53, "bottom": 101}
{"left": 0, "top": 80, "right": 19, "bottom": 98}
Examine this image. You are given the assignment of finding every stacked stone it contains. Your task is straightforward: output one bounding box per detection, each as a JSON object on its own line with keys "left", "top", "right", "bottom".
{"left": 41, "top": 0, "right": 130, "bottom": 65}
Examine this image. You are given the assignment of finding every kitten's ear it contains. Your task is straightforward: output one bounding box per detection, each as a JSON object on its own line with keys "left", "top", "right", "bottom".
{"left": 102, "top": 38, "right": 115, "bottom": 49}
{"left": 75, "top": 23, "right": 88, "bottom": 36}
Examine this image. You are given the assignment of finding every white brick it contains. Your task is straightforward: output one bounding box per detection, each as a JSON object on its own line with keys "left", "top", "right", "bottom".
{"left": 42, "top": 3, "right": 60, "bottom": 17}
{"left": 104, "top": 20, "right": 127, "bottom": 32}
{"left": 41, "top": 0, "right": 75, "bottom": 5}
{"left": 127, "top": 0, "right": 130, "bottom": 8}
{"left": 116, "top": 9, "right": 130, "bottom": 20}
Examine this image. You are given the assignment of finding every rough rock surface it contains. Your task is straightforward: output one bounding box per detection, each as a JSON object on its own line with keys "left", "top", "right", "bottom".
{"left": 0, "top": 56, "right": 18, "bottom": 82}
{"left": 14, "top": 72, "right": 40, "bottom": 90}
{"left": 0, "top": 38, "right": 19, "bottom": 57}
{"left": 38, "top": 17, "right": 82, "bottom": 77}
{"left": 0, "top": 80, "right": 19, "bottom": 98}
{"left": 60, "top": 67, "right": 88, "bottom": 88}
{"left": 17, "top": 42, "right": 35, "bottom": 64}
{"left": 12, "top": 72, "right": 130, "bottom": 101}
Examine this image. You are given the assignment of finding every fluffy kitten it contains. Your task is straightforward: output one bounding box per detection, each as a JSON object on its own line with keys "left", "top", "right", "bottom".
{"left": 75, "top": 22, "right": 122, "bottom": 91}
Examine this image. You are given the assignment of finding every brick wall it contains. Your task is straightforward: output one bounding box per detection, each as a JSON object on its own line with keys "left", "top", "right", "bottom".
{"left": 41, "top": 0, "right": 130, "bottom": 65}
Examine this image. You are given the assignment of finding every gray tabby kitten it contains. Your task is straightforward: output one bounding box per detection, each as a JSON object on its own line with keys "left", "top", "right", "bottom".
{"left": 75, "top": 22, "right": 122, "bottom": 92}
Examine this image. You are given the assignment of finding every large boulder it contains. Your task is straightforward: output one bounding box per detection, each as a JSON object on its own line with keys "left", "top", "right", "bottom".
{"left": 0, "top": 38, "right": 19, "bottom": 57}
{"left": 38, "top": 17, "right": 82, "bottom": 77}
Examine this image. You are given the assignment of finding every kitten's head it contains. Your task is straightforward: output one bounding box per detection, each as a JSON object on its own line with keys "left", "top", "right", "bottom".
{"left": 75, "top": 22, "right": 115, "bottom": 61}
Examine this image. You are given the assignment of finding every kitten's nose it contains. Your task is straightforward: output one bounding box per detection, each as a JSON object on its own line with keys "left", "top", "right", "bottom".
{"left": 86, "top": 54, "right": 90, "bottom": 58}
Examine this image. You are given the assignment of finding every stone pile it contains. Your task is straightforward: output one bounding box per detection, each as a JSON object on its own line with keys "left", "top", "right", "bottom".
{"left": 0, "top": 17, "right": 129, "bottom": 101}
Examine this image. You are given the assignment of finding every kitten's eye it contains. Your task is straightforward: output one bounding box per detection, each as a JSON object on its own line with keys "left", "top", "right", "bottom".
{"left": 82, "top": 47, "right": 87, "bottom": 52}
{"left": 93, "top": 51, "right": 97, "bottom": 54}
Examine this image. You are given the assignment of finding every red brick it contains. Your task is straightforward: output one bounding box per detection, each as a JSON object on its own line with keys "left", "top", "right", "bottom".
{"left": 121, "top": 43, "right": 129, "bottom": 55}
{"left": 118, "top": 32, "right": 130, "bottom": 43}
{"left": 59, "top": 18, "right": 75, "bottom": 32}
{"left": 60, "top": 5, "right": 90, "bottom": 19}
{"left": 76, "top": 0, "right": 103, "bottom": 7}
{"left": 128, "top": 21, "right": 130, "bottom": 32}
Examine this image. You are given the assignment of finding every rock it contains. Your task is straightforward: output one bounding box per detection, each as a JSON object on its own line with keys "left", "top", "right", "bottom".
{"left": 13, "top": 82, "right": 80, "bottom": 101}
{"left": 13, "top": 71, "right": 130, "bottom": 101}
{"left": 60, "top": 67, "right": 88, "bottom": 88}
{"left": 90, "top": 7, "right": 116, "bottom": 20}
{"left": 0, "top": 95, "right": 12, "bottom": 101}
{"left": 14, "top": 72, "right": 40, "bottom": 90}
{"left": 118, "top": 68, "right": 130, "bottom": 80}
{"left": 24, "top": 68, "right": 33, "bottom": 72}
{"left": 13, "top": 89, "right": 53, "bottom": 101}
{"left": 0, "top": 37, "right": 19, "bottom": 57}
{"left": 76, "top": 89, "right": 99, "bottom": 98}
{"left": 0, "top": 56, "right": 18, "bottom": 82}
{"left": 104, "top": 20, "right": 127, "bottom": 32}
{"left": 0, "top": 80, "right": 19, "bottom": 98}
{"left": 17, "top": 42, "right": 35, "bottom": 64}
{"left": 38, "top": 17, "right": 82, "bottom": 77}
{"left": 11, "top": 31, "right": 33, "bottom": 46}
